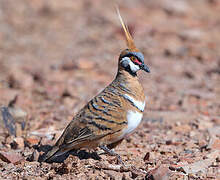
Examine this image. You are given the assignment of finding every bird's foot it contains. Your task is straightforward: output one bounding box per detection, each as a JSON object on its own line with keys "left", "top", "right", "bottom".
{"left": 99, "top": 145, "right": 124, "bottom": 165}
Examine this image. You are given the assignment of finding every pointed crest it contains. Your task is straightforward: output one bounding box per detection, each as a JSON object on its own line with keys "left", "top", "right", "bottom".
{"left": 116, "top": 7, "right": 139, "bottom": 52}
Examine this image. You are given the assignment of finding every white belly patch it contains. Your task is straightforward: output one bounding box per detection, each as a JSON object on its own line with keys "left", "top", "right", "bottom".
{"left": 123, "top": 110, "right": 143, "bottom": 135}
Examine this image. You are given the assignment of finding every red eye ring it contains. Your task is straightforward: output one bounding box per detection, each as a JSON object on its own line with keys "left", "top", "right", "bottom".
{"left": 133, "top": 58, "right": 142, "bottom": 65}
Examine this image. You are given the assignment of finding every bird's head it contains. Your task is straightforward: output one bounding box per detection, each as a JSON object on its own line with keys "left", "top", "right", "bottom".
{"left": 117, "top": 9, "right": 150, "bottom": 76}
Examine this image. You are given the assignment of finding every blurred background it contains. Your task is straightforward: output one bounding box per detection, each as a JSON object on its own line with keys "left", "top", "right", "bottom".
{"left": 0, "top": 0, "right": 219, "bottom": 179}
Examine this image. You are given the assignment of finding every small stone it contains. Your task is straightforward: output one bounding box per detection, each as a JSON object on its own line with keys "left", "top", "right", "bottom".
{"left": 143, "top": 152, "right": 150, "bottom": 161}
{"left": 147, "top": 165, "right": 172, "bottom": 180}
{"left": 208, "top": 138, "right": 220, "bottom": 151}
{"left": 25, "top": 137, "right": 40, "bottom": 146}
{"left": 12, "top": 137, "right": 24, "bottom": 149}
{"left": 0, "top": 151, "right": 24, "bottom": 164}
{"left": 26, "top": 150, "right": 40, "bottom": 162}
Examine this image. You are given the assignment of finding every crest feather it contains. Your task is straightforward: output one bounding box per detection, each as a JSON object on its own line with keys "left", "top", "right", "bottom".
{"left": 116, "top": 8, "right": 139, "bottom": 52}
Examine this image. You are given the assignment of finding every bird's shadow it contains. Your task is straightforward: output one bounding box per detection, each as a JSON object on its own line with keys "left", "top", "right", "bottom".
{"left": 34, "top": 144, "right": 101, "bottom": 163}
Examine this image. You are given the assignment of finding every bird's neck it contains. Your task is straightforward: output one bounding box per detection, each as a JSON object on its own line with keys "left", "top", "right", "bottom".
{"left": 114, "top": 69, "right": 145, "bottom": 102}
{"left": 116, "top": 68, "right": 138, "bottom": 83}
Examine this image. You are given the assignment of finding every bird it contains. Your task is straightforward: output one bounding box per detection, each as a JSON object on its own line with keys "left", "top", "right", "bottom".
{"left": 42, "top": 9, "right": 150, "bottom": 164}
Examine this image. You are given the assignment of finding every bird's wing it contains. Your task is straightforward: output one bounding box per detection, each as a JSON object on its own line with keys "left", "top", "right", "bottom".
{"left": 56, "top": 91, "right": 127, "bottom": 148}
{"left": 43, "top": 87, "right": 127, "bottom": 161}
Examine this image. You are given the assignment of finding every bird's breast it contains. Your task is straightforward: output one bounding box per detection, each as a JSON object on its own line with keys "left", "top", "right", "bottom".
{"left": 120, "top": 93, "right": 145, "bottom": 136}
{"left": 123, "top": 110, "right": 143, "bottom": 136}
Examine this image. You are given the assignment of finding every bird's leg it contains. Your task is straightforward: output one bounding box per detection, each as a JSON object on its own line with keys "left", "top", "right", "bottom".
{"left": 100, "top": 145, "right": 124, "bottom": 165}
{"left": 107, "top": 139, "right": 124, "bottom": 149}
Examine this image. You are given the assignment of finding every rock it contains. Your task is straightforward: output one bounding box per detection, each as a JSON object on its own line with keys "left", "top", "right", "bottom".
{"left": 143, "top": 152, "right": 150, "bottom": 161}
{"left": 0, "top": 96, "right": 28, "bottom": 137}
{"left": 208, "top": 137, "right": 220, "bottom": 151}
{"left": 0, "top": 107, "right": 16, "bottom": 136}
{"left": 173, "top": 124, "right": 191, "bottom": 134}
{"left": 180, "top": 150, "right": 219, "bottom": 174}
{"left": 25, "top": 137, "right": 40, "bottom": 146}
{"left": 53, "top": 163, "right": 69, "bottom": 175}
{"left": 10, "top": 137, "right": 24, "bottom": 149}
{"left": 208, "top": 126, "right": 220, "bottom": 137}
{"left": 0, "top": 151, "right": 24, "bottom": 164}
{"left": 146, "top": 165, "right": 172, "bottom": 180}
{"left": 26, "top": 150, "right": 40, "bottom": 162}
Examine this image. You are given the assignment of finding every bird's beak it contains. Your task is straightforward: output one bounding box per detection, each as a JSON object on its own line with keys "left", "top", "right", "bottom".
{"left": 140, "top": 63, "right": 150, "bottom": 73}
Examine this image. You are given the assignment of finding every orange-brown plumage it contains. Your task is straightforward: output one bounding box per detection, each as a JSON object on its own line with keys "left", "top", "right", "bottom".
{"left": 42, "top": 9, "right": 150, "bottom": 163}
{"left": 116, "top": 8, "right": 139, "bottom": 52}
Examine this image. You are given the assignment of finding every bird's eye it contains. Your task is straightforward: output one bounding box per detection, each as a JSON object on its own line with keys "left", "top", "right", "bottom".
{"left": 130, "top": 56, "right": 135, "bottom": 61}
{"left": 131, "top": 56, "right": 141, "bottom": 65}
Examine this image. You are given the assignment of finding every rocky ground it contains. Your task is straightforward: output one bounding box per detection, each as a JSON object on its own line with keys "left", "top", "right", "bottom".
{"left": 0, "top": 0, "right": 219, "bottom": 179}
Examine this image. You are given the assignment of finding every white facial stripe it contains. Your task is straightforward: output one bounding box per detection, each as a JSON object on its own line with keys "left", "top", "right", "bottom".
{"left": 121, "top": 57, "right": 140, "bottom": 73}
{"left": 128, "top": 60, "right": 140, "bottom": 72}
{"left": 120, "top": 57, "right": 130, "bottom": 64}
{"left": 124, "top": 110, "right": 143, "bottom": 135}
{"left": 123, "top": 94, "right": 145, "bottom": 112}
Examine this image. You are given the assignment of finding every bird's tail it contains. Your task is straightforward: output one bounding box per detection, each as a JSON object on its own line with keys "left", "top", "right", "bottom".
{"left": 40, "top": 146, "right": 65, "bottom": 162}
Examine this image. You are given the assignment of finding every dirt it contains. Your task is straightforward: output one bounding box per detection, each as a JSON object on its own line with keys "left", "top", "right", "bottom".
{"left": 0, "top": 0, "right": 219, "bottom": 179}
